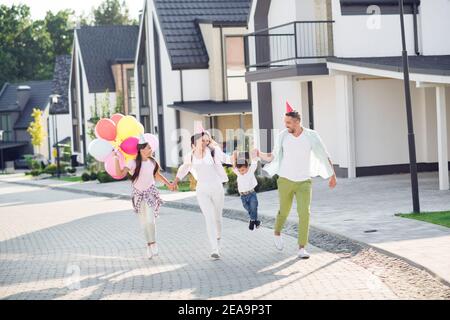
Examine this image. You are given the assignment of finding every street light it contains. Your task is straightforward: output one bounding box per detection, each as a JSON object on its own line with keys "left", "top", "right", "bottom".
{"left": 49, "top": 94, "right": 62, "bottom": 179}
{"left": 399, "top": 0, "right": 420, "bottom": 213}
{"left": 0, "top": 130, "right": 4, "bottom": 174}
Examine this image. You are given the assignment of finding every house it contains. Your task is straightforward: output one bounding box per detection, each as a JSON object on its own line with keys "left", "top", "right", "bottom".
{"left": 245, "top": 0, "right": 450, "bottom": 190}
{"left": 134, "top": 0, "right": 253, "bottom": 170}
{"left": 69, "top": 25, "right": 139, "bottom": 165}
{"left": 0, "top": 55, "right": 74, "bottom": 169}
{"left": 0, "top": 80, "right": 53, "bottom": 168}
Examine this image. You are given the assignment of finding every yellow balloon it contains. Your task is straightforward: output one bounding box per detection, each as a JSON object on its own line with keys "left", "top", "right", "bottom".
{"left": 124, "top": 152, "right": 137, "bottom": 161}
{"left": 117, "top": 115, "right": 144, "bottom": 141}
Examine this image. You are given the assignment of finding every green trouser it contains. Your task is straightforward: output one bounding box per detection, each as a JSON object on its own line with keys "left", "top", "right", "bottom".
{"left": 275, "top": 177, "right": 312, "bottom": 246}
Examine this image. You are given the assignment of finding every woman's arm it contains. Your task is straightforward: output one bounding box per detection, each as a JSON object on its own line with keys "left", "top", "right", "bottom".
{"left": 255, "top": 149, "right": 274, "bottom": 162}
{"left": 214, "top": 146, "right": 232, "bottom": 164}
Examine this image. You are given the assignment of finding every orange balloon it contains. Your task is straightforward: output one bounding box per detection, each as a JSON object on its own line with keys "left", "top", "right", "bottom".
{"left": 111, "top": 113, "right": 124, "bottom": 126}
{"left": 95, "top": 119, "right": 117, "bottom": 141}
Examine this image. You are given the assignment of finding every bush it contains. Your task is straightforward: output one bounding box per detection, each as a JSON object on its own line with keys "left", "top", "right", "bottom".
{"left": 81, "top": 172, "right": 91, "bottom": 182}
{"left": 44, "top": 164, "right": 58, "bottom": 176}
{"left": 90, "top": 172, "right": 98, "bottom": 180}
{"left": 66, "top": 167, "right": 76, "bottom": 175}
{"left": 97, "top": 171, "right": 115, "bottom": 184}
{"left": 30, "top": 170, "right": 41, "bottom": 177}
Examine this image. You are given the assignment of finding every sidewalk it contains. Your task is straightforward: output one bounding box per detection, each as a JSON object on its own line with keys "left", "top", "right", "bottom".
{"left": 2, "top": 172, "right": 450, "bottom": 285}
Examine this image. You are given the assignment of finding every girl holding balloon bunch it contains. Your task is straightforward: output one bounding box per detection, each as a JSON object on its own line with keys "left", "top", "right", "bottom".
{"left": 113, "top": 133, "right": 173, "bottom": 260}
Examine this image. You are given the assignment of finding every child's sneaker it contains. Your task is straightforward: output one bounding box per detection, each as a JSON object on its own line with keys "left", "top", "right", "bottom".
{"left": 146, "top": 246, "right": 153, "bottom": 260}
{"left": 255, "top": 220, "right": 261, "bottom": 229}
{"left": 298, "top": 248, "right": 310, "bottom": 259}
{"left": 150, "top": 243, "right": 159, "bottom": 256}
{"left": 249, "top": 220, "right": 255, "bottom": 230}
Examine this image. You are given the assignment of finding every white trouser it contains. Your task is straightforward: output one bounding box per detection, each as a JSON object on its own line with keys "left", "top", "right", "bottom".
{"left": 196, "top": 181, "right": 224, "bottom": 252}
{"left": 137, "top": 202, "right": 156, "bottom": 244}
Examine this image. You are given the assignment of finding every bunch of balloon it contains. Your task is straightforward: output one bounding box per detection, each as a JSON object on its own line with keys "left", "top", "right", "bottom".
{"left": 87, "top": 114, "right": 144, "bottom": 180}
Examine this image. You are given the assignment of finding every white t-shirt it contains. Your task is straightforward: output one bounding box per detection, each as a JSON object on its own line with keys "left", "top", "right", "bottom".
{"left": 192, "top": 151, "right": 222, "bottom": 186}
{"left": 233, "top": 159, "right": 259, "bottom": 193}
{"left": 127, "top": 159, "right": 156, "bottom": 191}
{"left": 278, "top": 132, "right": 312, "bottom": 182}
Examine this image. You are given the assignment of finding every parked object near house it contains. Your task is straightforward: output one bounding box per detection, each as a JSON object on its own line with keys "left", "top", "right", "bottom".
{"left": 245, "top": 0, "right": 450, "bottom": 190}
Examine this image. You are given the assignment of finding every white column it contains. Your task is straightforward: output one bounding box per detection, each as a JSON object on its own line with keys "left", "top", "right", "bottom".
{"left": 336, "top": 75, "right": 357, "bottom": 178}
{"left": 436, "top": 86, "right": 449, "bottom": 190}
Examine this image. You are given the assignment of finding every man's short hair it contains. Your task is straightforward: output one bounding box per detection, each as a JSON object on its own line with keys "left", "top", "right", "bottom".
{"left": 285, "top": 111, "right": 301, "bottom": 121}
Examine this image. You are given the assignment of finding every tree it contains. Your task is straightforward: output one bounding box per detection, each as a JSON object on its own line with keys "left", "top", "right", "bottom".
{"left": 27, "top": 108, "right": 46, "bottom": 154}
{"left": 93, "top": 0, "right": 134, "bottom": 26}
{"left": 45, "top": 10, "right": 75, "bottom": 56}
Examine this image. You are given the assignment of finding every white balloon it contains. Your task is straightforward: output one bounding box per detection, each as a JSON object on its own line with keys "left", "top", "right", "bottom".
{"left": 88, "top": 139, "right": 113, "bottom": 162}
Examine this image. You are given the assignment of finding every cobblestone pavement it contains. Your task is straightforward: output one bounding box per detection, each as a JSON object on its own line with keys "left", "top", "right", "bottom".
{"left": 1, "top": 182, "right": 449, "bottom": 300}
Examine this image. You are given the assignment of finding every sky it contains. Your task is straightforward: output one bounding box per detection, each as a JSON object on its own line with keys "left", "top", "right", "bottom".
{"left": 0, "top": 0, "right": 144, "bottom": 20}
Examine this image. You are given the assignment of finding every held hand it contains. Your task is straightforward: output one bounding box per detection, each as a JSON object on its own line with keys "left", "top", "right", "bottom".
{"left": 250, "top": 148, "right": 258, "bottom": 159}
{"left": 329, "top": 175, "right": 337, "bottom": 189}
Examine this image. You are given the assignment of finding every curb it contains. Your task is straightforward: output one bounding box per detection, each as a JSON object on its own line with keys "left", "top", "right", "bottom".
{"left": 3, "top": 179, "right": 450, "bottom": 288}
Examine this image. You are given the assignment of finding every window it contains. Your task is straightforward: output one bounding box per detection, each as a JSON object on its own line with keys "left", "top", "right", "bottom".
{"left": 225, "top": 36, "right": 248, "bottom": 101}
{"left": 127, "top": 68, "right": 136, "bottom": 115}
{"left": 0, "top": 114, "right": 12, "bottom": 142}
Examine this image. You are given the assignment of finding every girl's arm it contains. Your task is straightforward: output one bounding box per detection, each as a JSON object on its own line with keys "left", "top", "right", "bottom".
{"left": 114, "top": 153, "right": 130, "bottom": 177}
{"left": 155, "top": 171, "right": 172, "bottom": 188}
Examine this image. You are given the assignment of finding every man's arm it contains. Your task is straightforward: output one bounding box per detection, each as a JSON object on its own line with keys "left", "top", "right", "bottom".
{"left": 255, "top": 149, "right": 274, "bottom": 162}
{"left": 328, "top": 158, "right": 337, "bottom": 189}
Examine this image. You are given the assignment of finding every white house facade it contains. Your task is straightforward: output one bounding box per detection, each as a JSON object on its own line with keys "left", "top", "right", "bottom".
{"left": 135, "top": 0, "right": 253, "bottom": 170}
{"left": 245, "top": 0, "right": 450, "bottom": 190}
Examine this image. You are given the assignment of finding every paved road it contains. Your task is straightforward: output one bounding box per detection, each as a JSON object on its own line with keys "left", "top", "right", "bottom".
{"left": 0, "top": 182, "right": 398, "bottom": 299}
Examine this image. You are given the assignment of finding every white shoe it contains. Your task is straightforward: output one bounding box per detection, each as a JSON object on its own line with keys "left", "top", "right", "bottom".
{"left": 274, "top": 235, "right": 284, "bottom": 251}
{"left": 210, "top": 250, "right": 220, "bottom": 260}
{"left": 298, "top": 248, "right": 310, "bottom": 259}
{"left": 150, "top": 243, "right": 159, "bottom": 256}
{"left": 146, "top": 247, "right": 153, "bottom": 260}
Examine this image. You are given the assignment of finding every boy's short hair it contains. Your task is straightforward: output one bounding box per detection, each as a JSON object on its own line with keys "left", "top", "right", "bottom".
{"left": 285, "top": 111, "right": 301, "bottom": 121}
{"left": 235, "top": 151, "right": 249, "bottom": 169}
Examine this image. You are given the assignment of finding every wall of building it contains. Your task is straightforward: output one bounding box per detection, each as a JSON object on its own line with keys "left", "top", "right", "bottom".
{"left": 331, "top": 0, "right": 416, "bottom": 58}
{"left": 419, "top": 0, "right": 450, "bottom": 55}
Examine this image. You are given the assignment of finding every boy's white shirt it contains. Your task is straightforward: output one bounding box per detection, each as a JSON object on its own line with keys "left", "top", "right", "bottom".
{"left": 263, "top": 128, "right": 334, "bottom": 179}
{"left": 233, "top": 158, "right": 259, "bottom": 193}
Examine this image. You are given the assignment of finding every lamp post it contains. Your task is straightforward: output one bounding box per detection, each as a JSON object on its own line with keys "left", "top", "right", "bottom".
{"left": 50, "top": 94, "right": 61, "bottom": 179}
{"left": 0, "top": 130, "right": 4, "bottom": 174}
{"left": 399, "top": 0, "right": 420, "bottom": 213}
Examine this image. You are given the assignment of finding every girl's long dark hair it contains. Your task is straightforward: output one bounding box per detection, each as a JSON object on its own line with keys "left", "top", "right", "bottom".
{"left": 131, "top": 143, "right": 160, "bottom": 183}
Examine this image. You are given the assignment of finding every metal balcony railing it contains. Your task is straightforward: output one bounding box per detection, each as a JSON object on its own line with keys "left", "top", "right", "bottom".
{"left": 244, "top": 21, "right": 335, "bottom": 70}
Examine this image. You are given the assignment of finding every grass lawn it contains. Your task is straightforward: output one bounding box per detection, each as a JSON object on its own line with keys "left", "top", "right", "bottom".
{"left": 396, "top": 211, "right": 450, "bottom": 228}
{"left": 158, "top": 181, "right": 192, "bottom": 192}
{"left": 52, "top": 176, "right": 83, "bottom": 183}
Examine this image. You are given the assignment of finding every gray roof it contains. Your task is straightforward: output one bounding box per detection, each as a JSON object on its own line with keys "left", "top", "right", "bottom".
{"left": 76, "top": 25, "right": 139, "bottom": 93}
{"left": 154, "top": 0, "right": 251, "bottom": 70}
{"left": 0, "top": 80, "right": 53, "bottom": 129}
{"left": 168, "top": 100, "right": 251, "bottom": 115}
{"left": 51, "top": 55, "right": 71, "bottom": 115}
{"left": 327, "top": 55, "right": 450, "bottom": 77}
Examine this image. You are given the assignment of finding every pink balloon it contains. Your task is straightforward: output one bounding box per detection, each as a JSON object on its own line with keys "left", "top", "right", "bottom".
{"left": 120, "top": 137, "right": 139, "bottom": 156}
{"left": 111, "top": 113, "right": 124, "bottom": 126}
{"left": 104, "top": 152, "right": 127, "bottom": 180}
{"left": 95, "top": 119, "right": 117, "bottom": 141}
{"left": 144, "top": 133, "right": 159, "bottom": 152}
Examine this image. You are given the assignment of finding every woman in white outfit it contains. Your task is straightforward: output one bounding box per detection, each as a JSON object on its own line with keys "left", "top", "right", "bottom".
{"left": 173, "top": 132, "right": 229, "bottom": 260}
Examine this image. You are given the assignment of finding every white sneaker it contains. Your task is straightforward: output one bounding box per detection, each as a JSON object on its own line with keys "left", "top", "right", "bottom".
{"left": 274, "top": 235, "right": 284, "bottom": 251}
{"left": 150, "top": 243, "right": 159, "bottom": 256}
{"left": 298, "top": 248, "right": 310, "bottom": 259}
{"left": 210, "top": 250, "right": 220, "bottom": 260}
{"left": 146, "top": 246, "right": 153, "bottom": 260}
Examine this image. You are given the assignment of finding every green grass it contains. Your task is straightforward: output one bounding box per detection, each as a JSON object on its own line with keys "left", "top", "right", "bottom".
{"left": 396, "top": 211, "right": 450, "bottom": 228}
{"left": 158, "top": 181, "right": 192, "bottom": 192}
{"left": 52, "top": 176, "right": 83, "bottom": 183}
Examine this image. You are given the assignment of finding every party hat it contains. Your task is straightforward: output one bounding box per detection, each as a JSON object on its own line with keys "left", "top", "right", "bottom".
{"left": 194, "top": 121, "right": 205, "bottom": 135}
{"left": 286, "top": 101, "right": 294, "bottom": 113}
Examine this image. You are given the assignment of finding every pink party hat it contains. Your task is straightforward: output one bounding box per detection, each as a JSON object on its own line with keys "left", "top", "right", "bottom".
{"left": 286, "top": 101, "right": 294, "bottom": 113}
{"left": 194, "top": 121, "right": 205, "bottom": 135}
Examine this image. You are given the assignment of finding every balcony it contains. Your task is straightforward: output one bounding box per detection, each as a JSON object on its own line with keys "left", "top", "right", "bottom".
{"left": 244, "top": 21, "right": 335, "bottom": 82}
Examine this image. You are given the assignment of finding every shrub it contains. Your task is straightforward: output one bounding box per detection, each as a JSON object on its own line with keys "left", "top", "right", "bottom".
{"left": 44, "top": 164, "right": 58, "bottom": 176}
{"left": 30, "top": 170, "right": 41, "bottom": 177}
{"left": 90, "top": 172, "right": 98, "bottom": 180}
{"left": 97, "top": 171, "right": 115, "bottom": 184}
{"left": 66, "top": 167, "right": 76, "bottom": 174}
{"left": 81, "top": 172, "right": 91, "bottom": 182}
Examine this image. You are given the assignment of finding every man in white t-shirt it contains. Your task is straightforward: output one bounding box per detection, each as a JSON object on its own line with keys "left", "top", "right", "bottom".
{"left": 257, "top": 103, "right": 337, "bottom": 259}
